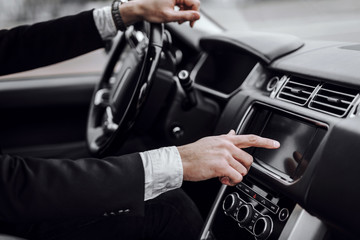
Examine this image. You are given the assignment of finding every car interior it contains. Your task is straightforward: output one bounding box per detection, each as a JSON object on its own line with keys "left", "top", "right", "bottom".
{"left": 0, "top": 8, "right": 360, "bottom": 240}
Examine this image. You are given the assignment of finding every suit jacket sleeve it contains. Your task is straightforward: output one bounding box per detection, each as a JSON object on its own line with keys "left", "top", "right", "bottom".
{"left": 0, "top": 153, "right": 145, "bottom": 223}
{"left": 0, "top": 10, "right": 104, "bottom": 76}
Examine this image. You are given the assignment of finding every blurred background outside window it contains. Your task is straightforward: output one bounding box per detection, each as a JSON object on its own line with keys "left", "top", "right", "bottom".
{"left": 1, "top": 0, "right": 360, "bottom": 43}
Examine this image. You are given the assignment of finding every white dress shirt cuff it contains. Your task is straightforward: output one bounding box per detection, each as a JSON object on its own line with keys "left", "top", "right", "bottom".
{"left": 93, "top": 6, "right": 118, "bottom": 40}
{"left": 140, "top": 146, "right": 183, "bottom": 201}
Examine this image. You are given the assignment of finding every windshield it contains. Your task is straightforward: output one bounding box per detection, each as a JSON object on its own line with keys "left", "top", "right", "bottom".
{"left": 202, "top": 0, "right": 360, "bottom": 43}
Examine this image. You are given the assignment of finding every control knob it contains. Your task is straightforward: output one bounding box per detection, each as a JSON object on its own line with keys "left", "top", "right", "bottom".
{"left": 253, "top": 216, "right": 273, "bottom": 240}
{"left": 222, "top": 193, "right": 240, "bottom": 215}
{"left": 236, "top": 204, "right": 254, "bottom": 226}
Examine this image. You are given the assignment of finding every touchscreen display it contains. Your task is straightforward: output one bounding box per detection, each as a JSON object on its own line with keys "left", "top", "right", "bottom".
{"left": 252, "top": 113, "right": 317, "bottom": 178}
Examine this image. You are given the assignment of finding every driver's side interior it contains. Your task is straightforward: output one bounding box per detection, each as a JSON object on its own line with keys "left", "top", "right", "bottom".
{"left": 0, "top": 19, "right": 223, "bottom": 236}
{"left": 1, "top": 8, "right": 360, "bottom": 240}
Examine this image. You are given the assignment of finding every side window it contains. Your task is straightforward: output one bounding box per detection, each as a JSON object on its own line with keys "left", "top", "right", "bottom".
{"left": 0, "top": 0, "right": 110, "bottom": 28}
{"left": 0, "top": 0, "right": 109, "bottom": 79}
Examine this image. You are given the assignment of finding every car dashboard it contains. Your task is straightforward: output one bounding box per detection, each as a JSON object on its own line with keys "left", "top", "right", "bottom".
{"left": 0, "top": 21, "right": 358, "bottom": 240}
{"left": 184, "top": 32, "right": 360, "bottom": 239}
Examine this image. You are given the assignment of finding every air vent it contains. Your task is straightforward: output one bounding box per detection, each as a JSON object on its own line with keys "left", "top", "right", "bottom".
{"left": 277, "top": 77, "right": 319, "bottom": 105}
{"left": 309, "top": 84, "right": 359, "bottom": 117}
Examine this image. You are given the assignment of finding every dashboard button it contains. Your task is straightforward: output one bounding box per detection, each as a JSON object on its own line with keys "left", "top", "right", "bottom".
{"left": 279, "top": 208, "right": 290, "bottom": 221}
{"left": 236, "top": 183, "right": 256, "bottom": 198}
{"left": 254, "top": 194, "right": 267, "bottom": 205}
{"left": 265, "top": 201, "right": 279, "bottom": 214}
{"left": 236, "top": 182, "right": 246, "bottom": 191}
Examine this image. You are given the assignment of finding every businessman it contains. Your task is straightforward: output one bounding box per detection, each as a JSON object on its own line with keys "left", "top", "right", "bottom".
{"left": 0, "top": 0, "right": 280, "bottom": 239}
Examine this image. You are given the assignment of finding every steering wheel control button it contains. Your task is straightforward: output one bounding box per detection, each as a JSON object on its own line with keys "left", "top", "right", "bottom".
{"left": 236, "top": 204, "right": 254, "bottom": 225}
{"left": 223, "top": 193, "right": 241, "bottom": 216}
{"left": 253, "top": 216, "right": 273, "bottom": 240}
{"left": 279, "top": 208, "right": 290, "bottom": 221}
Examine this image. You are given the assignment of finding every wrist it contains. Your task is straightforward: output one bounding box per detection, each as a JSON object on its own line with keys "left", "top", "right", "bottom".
{"left": 177, "top": 145, "right": 192, "bottom": 181}
{"left": 111, "top": 0, "right": 127, "bottom": 31}
{"left": 119, "top": 0, "right": 144, "bottom": 26}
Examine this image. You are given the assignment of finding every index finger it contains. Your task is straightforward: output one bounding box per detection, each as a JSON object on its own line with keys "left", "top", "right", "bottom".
{"left": 182, "top": 0, "right": 201, "bottom": 11}
{"left": 229, "top": 134, "right": 280, "bottom": 149}
{"left": 179, "top": 0, "right": 200, "bottom": 27}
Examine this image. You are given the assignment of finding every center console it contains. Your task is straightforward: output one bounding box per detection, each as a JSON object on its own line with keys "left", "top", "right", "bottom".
{"left": 200, "top": 102, "right": 327, "bottom": 240}
{"left": 203, "top": 179, "right": 295, "bottom": 240}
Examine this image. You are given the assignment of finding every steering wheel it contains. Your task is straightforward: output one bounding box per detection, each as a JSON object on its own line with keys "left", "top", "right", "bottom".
{"left": 87, "top": 22, "right": 164, "bottom": 157}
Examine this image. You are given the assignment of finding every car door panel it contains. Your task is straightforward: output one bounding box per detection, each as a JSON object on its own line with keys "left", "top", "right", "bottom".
{"left": 0, "top": 50, "right": 107, "bottom": 157}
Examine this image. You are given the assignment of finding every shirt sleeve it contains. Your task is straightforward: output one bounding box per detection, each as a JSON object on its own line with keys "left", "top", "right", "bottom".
{"left": 93, "top": 6, "right": 118, "bottom": 40}
{"left": 140, "top": 146, "right": 184, "bottom": 201}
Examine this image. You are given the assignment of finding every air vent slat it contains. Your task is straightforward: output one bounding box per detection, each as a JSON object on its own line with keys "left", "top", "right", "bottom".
{"left": 279, "top": 92, "right": 308, "bottom": 101}
{"left": 283, "top": 87, "right": 313, "bottom": 95}
{"left": 315, "top": 94, "right": 352, "bottom": 105}
{"left": 311, "top": 100, "right": 348, "bottom": 111}
{"left": 275, "top": 74, "right": 358, "bottom": 117}
{"left": 320, "top": 88, "right": 357, "bottom": 98}
{"left": 285, "top": 87, "right": 312, "bottom": 95}
{"left": 287, "top": 81, "right": 317, "bottom": 89}
{"left": 309, "top": 83, "right": 359, "bottom": 117}
{"left": 277, "top": 77, "right": 318, "bottom": 105}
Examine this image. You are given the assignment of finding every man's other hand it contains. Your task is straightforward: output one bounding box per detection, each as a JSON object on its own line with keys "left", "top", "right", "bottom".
{"left": 120, "top": 0, "right": 201, "bottom": 27}
{"left": 177, "top": 130, "right": 280, "bottom": 186}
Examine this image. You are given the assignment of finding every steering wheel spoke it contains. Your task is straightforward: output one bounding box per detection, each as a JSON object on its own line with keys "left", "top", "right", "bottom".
{"left": 104, "top": 106, "right": 119, "bottom": 132}
{"left": 87, "top": 22, "right": 164, "bottom": 156}
{"left": 94, "top": 88, "right": 110, "bottom": 107}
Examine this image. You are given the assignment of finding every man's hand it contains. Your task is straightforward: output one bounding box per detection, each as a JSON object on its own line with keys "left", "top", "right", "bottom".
{"left": 120, "top": 0, "right": 201, "bottom": 27}
{"left": 177, "top": 130, "right": 280, "bottom": 186}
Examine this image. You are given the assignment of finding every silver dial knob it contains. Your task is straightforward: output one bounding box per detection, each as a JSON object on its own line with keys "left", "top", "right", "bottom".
{"left": 222, "top": 193, "right": 240, "bottom": 215}
{"left": 236, "top": 204, "right": 254, "bottom": 225}
{"left": 253, "top": 216, "right": 273, "bottom": 240}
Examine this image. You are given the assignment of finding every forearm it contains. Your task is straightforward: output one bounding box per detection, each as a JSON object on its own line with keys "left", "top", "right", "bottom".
{"left": 0, "top": 10, "right": 104, "bottom": 76}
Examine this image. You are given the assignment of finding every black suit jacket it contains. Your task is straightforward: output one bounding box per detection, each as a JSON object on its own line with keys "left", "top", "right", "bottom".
{"left": 0, "top": 10, "right": 104, "bottom": 76}
{"left": 0, "top": 11, "right": 145, "bottom": 223}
